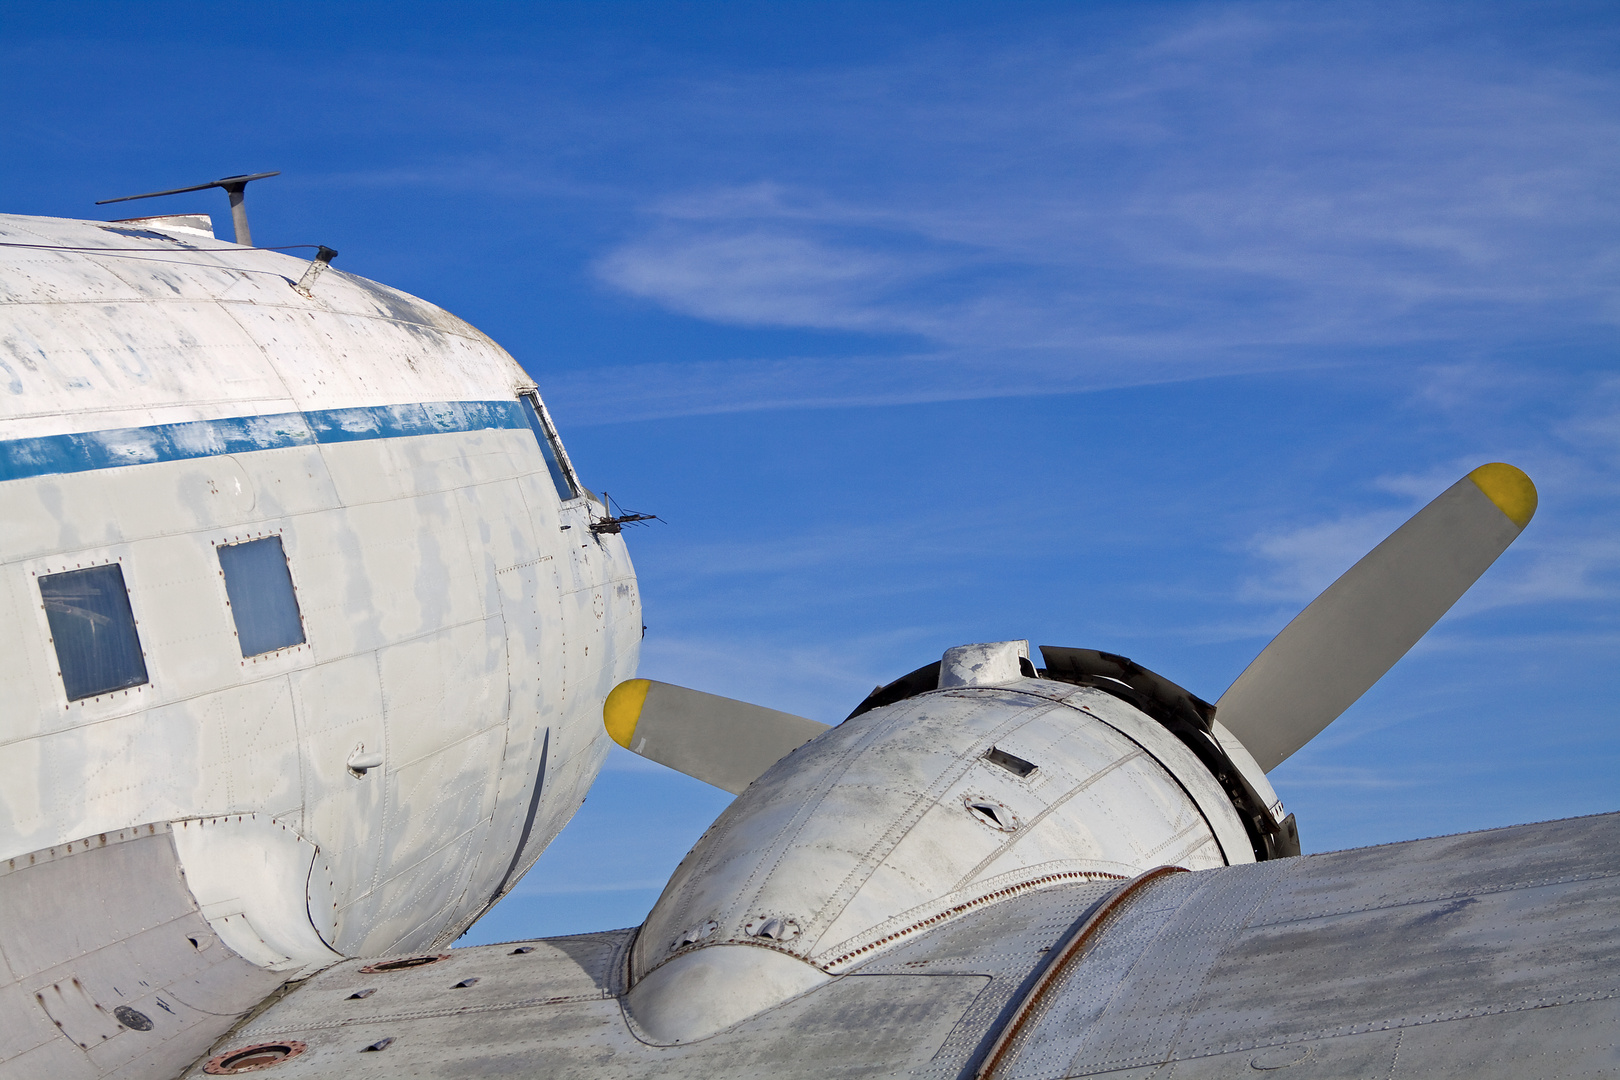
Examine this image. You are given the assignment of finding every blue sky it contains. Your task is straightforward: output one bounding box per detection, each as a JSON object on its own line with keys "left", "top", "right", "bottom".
{"left": 2, "top": 1, "right": 1615, "bottom": 944}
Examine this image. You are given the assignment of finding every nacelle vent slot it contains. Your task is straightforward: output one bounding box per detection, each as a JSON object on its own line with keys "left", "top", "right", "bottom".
{"left": 359, "top": 954, "right": 450, "bottom": 974}
{"left": 965, "top": 797, "right": 1020, "bottom": 832}
{"left": 985, "top": 746, "right": 1037, "bottom": 778}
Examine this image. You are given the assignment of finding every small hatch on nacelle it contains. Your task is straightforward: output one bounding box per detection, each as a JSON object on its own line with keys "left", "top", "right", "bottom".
{"left": 984, "top": 746, "right": 1037, "bottom": 778}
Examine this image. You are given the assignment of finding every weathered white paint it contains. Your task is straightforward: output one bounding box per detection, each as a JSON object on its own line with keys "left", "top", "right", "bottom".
{"left": 168, "top": 814, "right": 341, "bottom": 972}
{"left": 623, "top": 666, "right": 1254, "bottom": 1039}
{"left": 938, "top": 639, "right": 1029, "bottom": 688}
{"left": 1213, "top": 717, "right": 1286, "bottom": 824}
{"left": 625, "top": 945, "right": 830, "bottom": 1044}
{"left": 0, "top": 823, "right": 290, "bottom": 1080}
{"left": 0, "top": 213, "right": 638, "bottom": 969}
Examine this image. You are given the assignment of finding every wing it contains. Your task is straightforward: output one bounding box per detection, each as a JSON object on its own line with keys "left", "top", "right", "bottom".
{"left": 970, "top": 811, "right": 1620, "bottom": 1078}
{"left": 0, "top": 823, "right": 291, "bottom": 1080}
{"left": 173, "top": 811, "right": 1620, "bottom": 1079}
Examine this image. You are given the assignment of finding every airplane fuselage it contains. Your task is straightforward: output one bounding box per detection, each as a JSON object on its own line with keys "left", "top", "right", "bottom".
{"left": 0, "top": 212, "right": 639, "bottom": 964}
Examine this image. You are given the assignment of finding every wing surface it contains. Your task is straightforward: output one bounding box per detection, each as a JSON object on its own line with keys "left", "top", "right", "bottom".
{"left": 979, "top": 810, "right": 1619, "bottom": 1078}
{"left": 0, "top": 824, "right": 288, "bottom": 1080}
{"left": 182, "top": 812, "right": 1620, "bottom": 1079}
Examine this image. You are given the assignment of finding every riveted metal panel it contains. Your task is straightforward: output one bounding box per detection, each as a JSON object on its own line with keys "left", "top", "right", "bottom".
{"left": 188, "top": 929, "right": 987, "bottom": 1080}
{"left": 992, "top": 812, "right": 1620, "bottom": 1080}
{"left": 0, "top": 824, "right": 287, "bottom": 1080}
{"left": 0, "top": 229, "right": 641, "bottom": 967}
{"left": 860, "top": 881, "right": 1122, "bottom": 1080}
{"left": 633, "top": 682, "right": 1234, "bottom": 989}
{"left": 179, "top": 815, "right": 1619, "bottom": 1079}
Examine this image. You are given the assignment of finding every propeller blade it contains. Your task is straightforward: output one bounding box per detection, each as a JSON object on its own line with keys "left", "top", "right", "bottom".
{"left": 1216, "top": 463, "right": 1537, "bottom": 772}
{"left": 603, "top": 680, "right": 830, "bottom": 794}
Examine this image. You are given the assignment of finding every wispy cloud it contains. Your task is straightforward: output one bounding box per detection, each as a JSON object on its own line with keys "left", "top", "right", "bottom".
{"left": 1557, "top": 376, "right": 1620, "bottom": 469}
{"left": 638, "top": 628, "right": 943, "bottom": 722}
{"left": 1274, "top": 764, "right": 1420, "bottom": 790}
{"left": 543, "top": 347, "right": 1310, "bottom": 425}
{"left": 596, "top": 226, "right": 950, "bottom": 335}
{"left": 1238, "top": 508, "right": 1413, "bottom": 603}
{"left": 1236, "top": 452, "right": 1620, "bottom": 619}
{"left": 561, "top": 5, "right": 1620, "bottom": 419}
{"left": 1467, "top": 535, "right": 1620, "bottom": 609}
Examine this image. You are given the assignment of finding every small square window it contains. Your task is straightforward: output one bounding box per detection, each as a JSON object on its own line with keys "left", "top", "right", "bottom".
{"left": 519, "top": 391, "right": 581, "bottom": 502}
{"left": 218, "top": 537, "right": 305, "bottom": 657}
{"left": 40, "top": 564, "right": 149, "bottom": 700}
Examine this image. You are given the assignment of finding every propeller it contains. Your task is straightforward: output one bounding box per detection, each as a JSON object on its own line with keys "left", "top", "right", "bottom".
{"left": 602, "top": 463, "right": 1536, "bottom": 795}
{"left": 603, "top": 680, "right": 829, "bottom": 795}
{"left": 1215, "top": 463, "right": 1537, "bottom": 771}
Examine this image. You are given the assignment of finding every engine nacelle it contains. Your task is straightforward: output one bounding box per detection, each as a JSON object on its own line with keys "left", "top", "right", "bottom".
{"left": 625, "top": 640, "right": 1287, "bottom": 1043}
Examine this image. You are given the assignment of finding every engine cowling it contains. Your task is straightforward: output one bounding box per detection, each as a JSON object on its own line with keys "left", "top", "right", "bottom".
{"left": 624, "top": 641, "right": 1277, "bottom": 1043}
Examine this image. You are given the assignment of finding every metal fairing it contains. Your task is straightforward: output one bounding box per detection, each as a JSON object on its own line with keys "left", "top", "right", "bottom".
{"left": 0, "top": 214, "right": 638, "bottom": 1076}
{"left": 0, "top": 824, "right": 288, "bottom": 1080}
{"left": 1036, "top": 647, "right": 1297, "bottom": 861}
{"left": 851, "top": 649, "right": 1296, "bottom": 864}
{"left": 174, "top": 812, "right": 1620, "bottom": 1079}
{"left": 621, "top": 676, "right": 1256, "bottom": 1042}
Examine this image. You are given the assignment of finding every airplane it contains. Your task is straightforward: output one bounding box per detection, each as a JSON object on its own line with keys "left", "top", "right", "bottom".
{"left": 0, "top": 180, "right": 1613, "bottom": 1080}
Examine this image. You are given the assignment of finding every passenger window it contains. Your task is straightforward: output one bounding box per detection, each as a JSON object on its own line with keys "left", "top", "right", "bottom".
{"left": 39, "top": 564, "right": 149, "bottom": 700}
{"left": 218, "top": 536, "right": 306, "bottom": 657}
{"left": 519, "top": 391, "right": 581, "bottom": 502}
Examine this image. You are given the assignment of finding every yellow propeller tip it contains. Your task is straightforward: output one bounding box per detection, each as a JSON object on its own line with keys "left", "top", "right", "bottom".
{"left": 604, "top": 679, "right": 652, "bottom": 748}
{"left": 1468, "top": 463, "right": 1537, "bottom": 529}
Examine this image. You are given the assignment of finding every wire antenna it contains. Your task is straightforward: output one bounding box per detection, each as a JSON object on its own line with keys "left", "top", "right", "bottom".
{"left": 96, "top": 172, "right": 280, "bottom": 246}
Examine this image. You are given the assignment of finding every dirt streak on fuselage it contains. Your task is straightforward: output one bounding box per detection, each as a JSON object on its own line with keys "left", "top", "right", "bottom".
{"left": 0, "top": 212, "right": 639, "bottom": 961}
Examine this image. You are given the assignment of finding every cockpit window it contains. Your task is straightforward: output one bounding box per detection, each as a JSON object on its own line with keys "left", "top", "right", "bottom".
{"left": 519, "top": 390, "right": 582, "bottom": 502}
{"left": 39, "top": 564, "right": 149, "bottom": 700}
{"left": 218, "top": 536, "right": 306, "bottom": 657}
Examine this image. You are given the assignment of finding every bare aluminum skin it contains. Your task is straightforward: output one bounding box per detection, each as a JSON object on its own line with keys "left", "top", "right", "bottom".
{"left": 176, "top": 812, "right": 1620, "bottom": 1079}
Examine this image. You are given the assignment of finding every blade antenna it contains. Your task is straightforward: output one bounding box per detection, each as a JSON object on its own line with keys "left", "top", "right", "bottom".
{"left": 96, "top": 172, "right": 281, "bottom": 246}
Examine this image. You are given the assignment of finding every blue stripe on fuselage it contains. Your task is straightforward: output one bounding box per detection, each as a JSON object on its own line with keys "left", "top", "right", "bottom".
{"left": 0, "top": 400, "right": 528, "bottom": 483}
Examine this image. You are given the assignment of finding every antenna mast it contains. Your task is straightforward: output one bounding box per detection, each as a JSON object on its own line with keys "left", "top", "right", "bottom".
{"left": 96, "top": 171, "right": 280, "bottom": 246}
